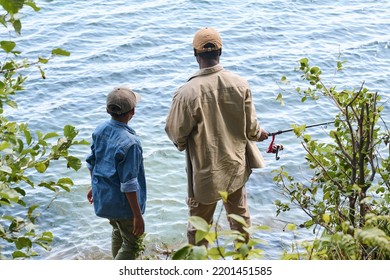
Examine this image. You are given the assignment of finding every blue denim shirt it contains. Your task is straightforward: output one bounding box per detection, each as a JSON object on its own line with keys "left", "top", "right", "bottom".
{"left": 86, "top": 119, "right": 146, "bottom": 219}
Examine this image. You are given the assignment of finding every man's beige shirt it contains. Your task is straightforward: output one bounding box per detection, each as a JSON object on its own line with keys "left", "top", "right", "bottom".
{"left": 165, "top": 64, "right": 264, "bottom": 204}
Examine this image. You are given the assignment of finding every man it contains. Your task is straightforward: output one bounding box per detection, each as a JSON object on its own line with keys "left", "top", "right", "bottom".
{"left": 165, "top": 27, "right": 268, "bottom": 245}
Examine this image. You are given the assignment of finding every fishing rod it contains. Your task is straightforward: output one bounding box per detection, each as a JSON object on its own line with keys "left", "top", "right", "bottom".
{"left": 268, "top": 121, "right": 334, "bottom": 136}
{"left": 266, "top": 121, "right": 334, "bottom": 160}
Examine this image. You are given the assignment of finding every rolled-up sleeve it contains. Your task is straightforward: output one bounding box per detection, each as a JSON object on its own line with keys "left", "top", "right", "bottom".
{"left": 120, "top": 177, "right": 139, "bottom": 193}
{"left": 117, "top": 144, "right": 142, "bottom": 193}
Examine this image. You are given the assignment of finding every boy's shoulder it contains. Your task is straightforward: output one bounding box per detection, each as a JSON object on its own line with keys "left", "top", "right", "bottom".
{"left": 94, "top": 120, "right": 138, "bottom": 139}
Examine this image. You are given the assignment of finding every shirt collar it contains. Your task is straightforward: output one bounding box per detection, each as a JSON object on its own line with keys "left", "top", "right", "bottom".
{"left": 188, "top": 64, "right": 224, "bottom": 81}
{"left": 109, "top": 119, "right": 135, "bottom": 134}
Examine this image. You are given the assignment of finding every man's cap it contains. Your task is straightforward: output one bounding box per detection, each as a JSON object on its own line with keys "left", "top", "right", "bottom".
{"left": 106, "top": 86, "right": 141, "bottom": 115}
{"left": 192, "top": 27, "right": 222, "bottom": 54}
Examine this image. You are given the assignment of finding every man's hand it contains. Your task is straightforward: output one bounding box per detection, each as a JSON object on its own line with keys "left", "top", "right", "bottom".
{"left": 258, "top": 129, "right": 269, "bottom": 141}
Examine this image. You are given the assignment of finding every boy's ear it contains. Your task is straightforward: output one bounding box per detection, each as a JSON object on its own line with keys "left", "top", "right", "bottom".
{"left": 129, "top": 108, "right": 135, "bottom": 116}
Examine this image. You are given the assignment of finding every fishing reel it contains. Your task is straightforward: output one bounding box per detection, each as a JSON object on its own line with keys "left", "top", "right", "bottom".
{"left": 266, "top": 121, "right": 333, "bottom": 160}
{"left": 267, "top": 134, "right": 284, "bottom": 160}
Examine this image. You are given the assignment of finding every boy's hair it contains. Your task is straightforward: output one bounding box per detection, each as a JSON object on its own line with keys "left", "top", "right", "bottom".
{"left": 107, "top": 109, "right": 131, "bottom": 118}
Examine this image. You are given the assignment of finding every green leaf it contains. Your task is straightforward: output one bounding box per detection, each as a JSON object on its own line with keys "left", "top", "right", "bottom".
{"left": 0, "top": 0, "right": 24, "bottom": 14}
{"left": 228, "top": 214, "right": 248, "bottom": 227}
{"left": 38, "top": 65, "right": 46, "bottom": 79}
{"left": 27, "top": 204, "right": 39, "bottom": 218}
{"left": 57, "top": 177, "right": 74, "bottom": 192}
{"left": 12, "top": 19, "right": 22, "bottom": 34}
{"left": 208, "top": 246, "right": 225, "bottom": 260}
{"left": 0, "top": 165, "right": 13, "bottom": 174}
{"left": 172, "top": 245, "right": 192, "bottom": 260}
{"left": 57, "top": 177, "right": 74, "bottom": 186}
{"left": 38, "top": 57, "right": 49, "bottom": 64}
{"left": 38, "top": 181, "right": 56, "bottom": 192}
{"left": 2, "top": 61, "right": 16, "bottom": 70}
{"left": 64, "top": 125, "right": 78, "bottom": 138}
{"left": 248, "top": 238, "right": 267, "bottom": 246}
{"left": 219, "top": 191, "right": 228, "bottom": 203}
{"left": 245, "top": 225, "right": 270, "bottom": 235}
{"left": 24, "top": 1, "right": 40, "bottom": 12}
{"left": 286, "top": 223, "right": 297, "bottom": 231}
{"left": 191, "top": 245, "right": 208, "bottom": 260}
{"left": 189, "top": 216, "right": 210, "bottom": 232}
{"left": 195, "top": 230, "right": 208, "bottom": 244}
{"left": 0, "top": 41, "right": 16, "bottom": 53}
{"left": 15, "top": 237, "right": 32, "bottom": 249}
{"left": 322, "top": 213, "right": 330, "bottom": 224}
{"left": 73, "top": 139, "right": 90, "bottom": 145}
{"left": 12, "top": 250, "right": 28, "bottom": 259}
{"left": 0, "top": 141, "right": 11, "bottom": 151}
{"left": 276, "top": 93, "right": 285, "bottom": 106}
{"left": 43, "top": 132, "right": 59, "bottom": 140}
{"left": 281, "top": 75, "right": 289, "bottom": 84}
{"left": 0, "top": 186, "right": 20, "bottom": 202}
{"left": 66, "top": 156, "right": 81, "bottom": 171}
{"left": 23, "top": 129, "right": 32, "bottom": 145}
{"left": 310, "top": 66, "right": 321, "bottom": 75}
{"left": 51, "top": 48, "right": 70, "bottom": 57}
{"left": 35, "top": 161, "right": 48, "bottom": 173}
{"left": 204, "top": 231, "right": 217, "bottom": 244}
{"left": 238, "top": 243, "right": 251, "bottom": 257}
{"left": 39, "top": 231, "right": 54, "bottom": 241}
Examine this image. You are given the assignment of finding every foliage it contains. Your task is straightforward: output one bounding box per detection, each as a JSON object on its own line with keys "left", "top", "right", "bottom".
{"left": 172, "top": 191, "right": 270, "bottom": 260}
{"left": 0, "top": 1, "right": 87, "bottom": 259}
{"left": 274, "top": 57, "right": 389, "bottom": 259}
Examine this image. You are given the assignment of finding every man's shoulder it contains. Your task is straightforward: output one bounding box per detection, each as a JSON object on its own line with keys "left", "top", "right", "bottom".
{"left": 221, "top": 68, "right": 248, "bottom": 84}
{"left": 173, "top": 81, "right": 199, "bottom": 102}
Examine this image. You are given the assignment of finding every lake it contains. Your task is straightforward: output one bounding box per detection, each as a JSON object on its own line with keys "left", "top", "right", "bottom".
{"left": 1, "top": 0, "right": 389, "bottom": 259}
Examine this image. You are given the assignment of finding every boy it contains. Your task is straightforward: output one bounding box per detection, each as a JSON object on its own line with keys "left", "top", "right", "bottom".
{"left": 86, "top": 86, "right": 146, "bottom": 260}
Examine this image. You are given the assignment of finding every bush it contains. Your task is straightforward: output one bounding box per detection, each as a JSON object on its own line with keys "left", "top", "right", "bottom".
{"left": 273, "top": 57, "right": 389, "bottom": 260}
{"left": 0, "top": 0, "right": 87, "bottom": 259}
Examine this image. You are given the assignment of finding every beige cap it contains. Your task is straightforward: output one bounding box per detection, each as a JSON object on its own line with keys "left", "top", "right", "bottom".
{"left": 106, "top": 86, "right": 141, "bottom": 115}
{"left": 192, "top": 27, "right": 222, "bottom": 54}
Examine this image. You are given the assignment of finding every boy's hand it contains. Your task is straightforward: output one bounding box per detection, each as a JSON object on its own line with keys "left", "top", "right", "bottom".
{"left": 87, "top": 188, "right": 93, "bottom": 204}
{"left": 133, "top": 215, "right": 145, "bottom": 237}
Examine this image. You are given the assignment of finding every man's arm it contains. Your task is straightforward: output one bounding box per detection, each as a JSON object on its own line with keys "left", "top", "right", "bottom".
{"left": 245, "top": 89, "right": 268, "bottom": 141}
{"left": 165, "top": 96, "right": 195, "bottom": 151}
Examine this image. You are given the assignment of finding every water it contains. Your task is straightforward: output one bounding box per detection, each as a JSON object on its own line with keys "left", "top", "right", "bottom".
{"left": 1, "top": 0, "right": 389, "bottom": 259}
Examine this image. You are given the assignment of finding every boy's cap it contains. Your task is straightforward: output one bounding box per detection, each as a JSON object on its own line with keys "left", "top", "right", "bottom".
{"left": 193, "top": 27, "right": 222, "bottom": 54}
{"left": 106, "top": 86, "right": 141, "bottom": 115}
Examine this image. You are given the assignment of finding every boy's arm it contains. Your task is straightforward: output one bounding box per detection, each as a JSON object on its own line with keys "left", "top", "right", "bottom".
{"left": 125, "top": 192, "right": 145, "bottom": 237}
{"left": 87, "top": 162, "right": 94, "bottom": 204}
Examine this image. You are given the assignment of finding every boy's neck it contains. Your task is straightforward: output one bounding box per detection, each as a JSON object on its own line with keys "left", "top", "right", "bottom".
{"left": 112, "top": 116, "right": 130, "bottom": 124}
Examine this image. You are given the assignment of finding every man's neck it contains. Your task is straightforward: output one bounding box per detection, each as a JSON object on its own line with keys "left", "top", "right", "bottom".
{"left": 198, "top": 58, "right": 219, "bottom": 69}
